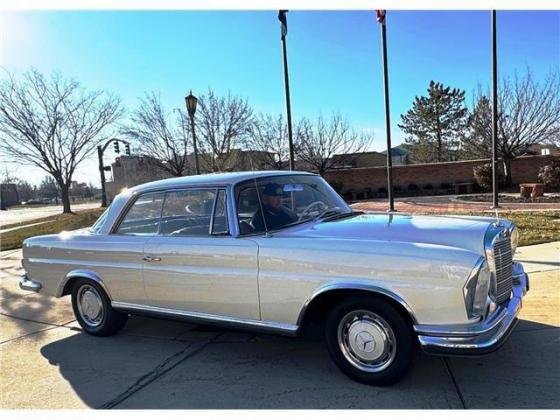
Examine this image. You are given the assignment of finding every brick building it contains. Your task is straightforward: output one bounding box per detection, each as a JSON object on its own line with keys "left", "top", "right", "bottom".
{"left": 323, "top": 154, "right": 558, "bottom": 201}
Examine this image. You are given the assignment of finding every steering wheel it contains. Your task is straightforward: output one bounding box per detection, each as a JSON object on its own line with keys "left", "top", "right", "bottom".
{"left": 298, "top": 201, "right": 328, "bottom": 221}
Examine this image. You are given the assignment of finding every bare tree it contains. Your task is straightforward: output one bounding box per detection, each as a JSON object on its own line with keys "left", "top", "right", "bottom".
{"left": 245, "top": 114, "right": 289, "bottom": 169}
{"left": 195, "top": 89, "right": 253, "bottom": 172}
{"left": 122, "top": 92, "right": 191, "bottom": 177}
{"left": 462, "top": 69, "right": 560, "bottom": 185}
{"left": 295, "top": 114, "right": 372, "bottom": 176}
{"left": 0, "top": 69, "right": 122, "bottom": 213}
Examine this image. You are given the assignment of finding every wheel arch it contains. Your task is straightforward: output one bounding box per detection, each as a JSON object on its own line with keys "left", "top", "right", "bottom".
{"left": 59, "top": 269, "right": 112, "bottom": 299}
{"left": 297, "top": 284, "right": 417, "bottom": 330}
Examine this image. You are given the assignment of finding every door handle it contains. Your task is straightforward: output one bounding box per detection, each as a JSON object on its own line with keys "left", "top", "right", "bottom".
{"left": 142, "top": 256, "right": 162, "bottom": 262}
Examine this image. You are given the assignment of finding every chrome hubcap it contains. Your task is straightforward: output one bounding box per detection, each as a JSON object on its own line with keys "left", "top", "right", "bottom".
{"left": 337, "top": 310, "right": 396, "bottom": 372}
{"left": 77, "top": 285, "right": 104, "bottom": 327}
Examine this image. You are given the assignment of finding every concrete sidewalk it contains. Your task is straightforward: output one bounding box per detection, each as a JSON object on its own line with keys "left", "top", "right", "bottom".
{"left": 1, "top": 243, "right": 558, "bottom": 409}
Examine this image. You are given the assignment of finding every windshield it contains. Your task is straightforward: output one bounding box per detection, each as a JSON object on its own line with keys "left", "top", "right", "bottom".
{"left": 235, "top": 174, "right": 351, "bottom": 235}
{"left": 89, "top": 208, "right": 109, "bottom": 233}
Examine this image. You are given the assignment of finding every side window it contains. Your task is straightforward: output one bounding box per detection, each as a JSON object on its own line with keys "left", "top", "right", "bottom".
{"left": 116, "top": 192, "right": 164, "bottom": 235}
{"left": 211, "top": 189, "right": 229, "bottom": 235}
{"left": 236, "top": 186, "right": 264, "bottom": 235}
{"left": 160, "top": 189, "right": 216, "bottom": 236}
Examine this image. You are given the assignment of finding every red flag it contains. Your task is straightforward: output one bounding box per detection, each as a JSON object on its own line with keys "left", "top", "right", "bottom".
{"left": 376, "top": 10, "right": 386, "bottom": 24}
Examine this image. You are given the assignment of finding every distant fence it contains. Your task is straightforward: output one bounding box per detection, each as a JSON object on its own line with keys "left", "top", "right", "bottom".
{"left": 323, "top": 155, "right": 558, "bottom": 201}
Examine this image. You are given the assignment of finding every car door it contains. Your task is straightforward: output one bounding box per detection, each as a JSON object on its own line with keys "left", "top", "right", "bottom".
{"left": 101, "top": 191, "right": 165, "bottom": 305}
{"left": 142, "top": 187, "right": 260, "bottom": 320}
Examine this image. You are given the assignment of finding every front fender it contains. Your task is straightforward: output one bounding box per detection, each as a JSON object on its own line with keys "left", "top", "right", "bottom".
{"left": 296, "top": 282, "right": 418, "bottom": 327}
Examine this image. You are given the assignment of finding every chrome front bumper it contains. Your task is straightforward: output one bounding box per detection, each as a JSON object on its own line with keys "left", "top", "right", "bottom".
{"left": 415, "top": 262, "right": 529, "bottom": 356}
{"left": 19, "top": 274, "right": 42, "bottom": 292}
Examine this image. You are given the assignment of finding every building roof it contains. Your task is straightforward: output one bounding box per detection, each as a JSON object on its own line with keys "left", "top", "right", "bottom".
{"left": 381, "top": 146, "right": 408, "bottom": 157}
{"left": 128, "top": 170, "right": 314, "bottom": 194}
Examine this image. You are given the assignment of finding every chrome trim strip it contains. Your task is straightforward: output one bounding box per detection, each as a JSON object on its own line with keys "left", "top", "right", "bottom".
{"left": 416, "top": 262, "right": 528, "bottom": 355}
{"left": 111, "top": 302, "right": 300, "bottom": 336}
{"left": 59, "top": 269, "right": 112, "bottom": 299}
{"left": 19, "top": 274, "right": 42, "bottom": 292}
{"left": 296, "top": 283, "right": 418, "bottom": 327}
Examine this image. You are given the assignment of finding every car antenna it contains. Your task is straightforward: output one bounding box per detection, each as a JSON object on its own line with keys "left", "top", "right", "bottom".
{"left": 248, "top": 152, "right": 270, "bottom": 236}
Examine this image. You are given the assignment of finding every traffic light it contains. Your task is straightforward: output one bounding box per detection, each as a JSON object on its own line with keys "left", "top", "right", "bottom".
{"left": 125, "top": 143, "right": 131, "bottom": 155}
{"left": 113, "top": 140, "right": 120, "bottom": 154}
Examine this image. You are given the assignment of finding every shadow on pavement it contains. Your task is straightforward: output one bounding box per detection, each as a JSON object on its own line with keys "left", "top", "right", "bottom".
{"left": 446, "top": 319, "right": 560, "bottom": 409}
{"left": 38, "top": 315, "right": 559, "bottom": 409}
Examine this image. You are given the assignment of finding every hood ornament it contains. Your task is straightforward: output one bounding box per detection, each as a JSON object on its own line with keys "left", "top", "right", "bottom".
{"left": 493, "top": 208, "right": 503, "bottom": 227}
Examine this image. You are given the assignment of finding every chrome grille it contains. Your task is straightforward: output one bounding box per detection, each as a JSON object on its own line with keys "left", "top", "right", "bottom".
{"left": 494, "top": 238, "right": 513, "bottom": 304}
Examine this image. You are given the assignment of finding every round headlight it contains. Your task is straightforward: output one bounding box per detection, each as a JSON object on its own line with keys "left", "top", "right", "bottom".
{"left": 464, "top": 260, "right": 492, "bottom": 319}
{"left": 510, "top": 226, "right": 519, "bottom": 255}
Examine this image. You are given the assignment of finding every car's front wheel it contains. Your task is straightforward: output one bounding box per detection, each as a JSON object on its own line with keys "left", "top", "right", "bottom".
{"left": 325, "top": 296, "right": 415, "bottom": 385}
{"left": 71, "top": 279, "right": 128, "bottom": 336}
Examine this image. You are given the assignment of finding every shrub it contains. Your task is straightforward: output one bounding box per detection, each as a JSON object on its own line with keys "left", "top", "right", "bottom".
{"left": 407, "top": 183, "right": 419, "bottom": 191}
{"left": 423, "top": 183, "right": 433, "bottom": 190}
{"left": 538, "top": 160, "right": 560, "bottom": 190}
{"left": 440, "top": 182, "right": 452, "bottom": 190}
{"left": 473, "top": 163, "right": 504, "bottom": 190}
{"left": 394, "top": 185, "right": 402, "bottom": 192}
{"left": 377, "top": 186, "right": 387, "bottom": 194}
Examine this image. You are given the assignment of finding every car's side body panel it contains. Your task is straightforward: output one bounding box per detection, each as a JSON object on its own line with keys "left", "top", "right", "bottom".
{"left": 142, "top": 235, "right": 260, "bottom": 319}
{"left": 24, "top": 233, "right": 149, "bottom": 304}
{"left": 254, "top": 236, "right": 479, "bottom": 326}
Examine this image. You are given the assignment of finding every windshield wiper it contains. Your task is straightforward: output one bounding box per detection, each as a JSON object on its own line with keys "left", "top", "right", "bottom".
{"left": 314, "top": 208, "right": 357, "bottom": 221}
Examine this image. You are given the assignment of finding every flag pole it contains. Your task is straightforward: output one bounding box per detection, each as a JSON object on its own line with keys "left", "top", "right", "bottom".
{"left": 491, "top": 10, "right": 500, "bottom": 209}
{"left": 279, "top": 10, "right": 295, "bottom": 171}
{"left": 377, "top": 10, "right": 395, "bottom": 212}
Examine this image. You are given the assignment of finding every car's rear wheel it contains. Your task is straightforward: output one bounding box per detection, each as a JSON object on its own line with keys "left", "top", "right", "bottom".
{"left": 71, "top": 279, "right": 128, "bottom": 336}
{"left": 325, "top": 296, "right": 415, "bottom": 385}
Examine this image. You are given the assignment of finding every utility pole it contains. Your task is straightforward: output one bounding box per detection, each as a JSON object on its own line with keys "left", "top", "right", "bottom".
{"left": 491, "top": 10, "right": 500, "bottom": 209}
{"left": 97, "top": 138, "right": 131, "bottom": 207}
{"left": 278, "top": 10, "right": 295, "bottom": 171}
{"left": 377, "top": 10, "right": 395, "bottom": 212}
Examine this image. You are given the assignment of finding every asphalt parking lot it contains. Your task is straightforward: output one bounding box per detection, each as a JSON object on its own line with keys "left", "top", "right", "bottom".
{"left": 1, "top": 243, "right": 558, "bottom": 409}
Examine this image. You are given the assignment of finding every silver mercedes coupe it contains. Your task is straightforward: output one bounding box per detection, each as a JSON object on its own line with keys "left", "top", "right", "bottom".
{"left": 20, "top": 171, "right": 529, "bottom": 385}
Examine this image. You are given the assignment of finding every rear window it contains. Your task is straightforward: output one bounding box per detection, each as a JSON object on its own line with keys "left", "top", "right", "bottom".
{"left": 116, "top": 192, "right": 164, "bottom": 235}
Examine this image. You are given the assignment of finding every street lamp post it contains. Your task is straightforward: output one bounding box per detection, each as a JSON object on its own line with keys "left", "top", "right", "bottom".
{"left": 185, "top": 91, "right": 200, "bottom": 175}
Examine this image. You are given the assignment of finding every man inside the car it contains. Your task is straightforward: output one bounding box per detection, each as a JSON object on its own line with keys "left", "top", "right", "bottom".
{"left": 251, "top": 182, "right": 297, "bottom": 232}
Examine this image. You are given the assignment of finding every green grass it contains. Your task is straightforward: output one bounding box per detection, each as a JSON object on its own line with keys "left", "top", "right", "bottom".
{"left": 487, "top": 211, "right": 560, "bottom": 247}
{"left": 0, "top": 208, "right": 105, "bottom": 251}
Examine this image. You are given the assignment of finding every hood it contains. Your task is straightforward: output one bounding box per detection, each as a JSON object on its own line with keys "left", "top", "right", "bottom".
{"left": 278, "top": 213, "right": 493, "bottom": 255}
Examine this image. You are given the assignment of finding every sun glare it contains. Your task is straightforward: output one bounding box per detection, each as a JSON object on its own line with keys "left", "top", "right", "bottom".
{"left": 0, "top": 12, "right": 35, "bottom": 66}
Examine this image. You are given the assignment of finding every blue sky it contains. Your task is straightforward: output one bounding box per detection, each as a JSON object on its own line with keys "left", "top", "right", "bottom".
{"left": 1, "top": 10, "right": 559, "bottom": 185}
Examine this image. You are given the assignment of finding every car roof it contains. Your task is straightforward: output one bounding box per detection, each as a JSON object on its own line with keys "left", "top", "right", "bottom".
{"left": 127, "top": 170, "right": 315, "bottom": 194}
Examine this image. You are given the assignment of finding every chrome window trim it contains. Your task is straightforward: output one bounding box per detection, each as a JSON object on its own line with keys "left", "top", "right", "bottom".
{"left": 112, "top": 185, "right": 234, "bottom": 239}
{"left": 111, "top": 301, "right": 299, "bottom": 336}
{"left": 230, "top": 173, "right": 345, "bottom": 238}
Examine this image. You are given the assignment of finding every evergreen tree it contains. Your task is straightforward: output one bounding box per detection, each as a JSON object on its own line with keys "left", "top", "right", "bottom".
{"left": 398, "top": 81, "right": 468, "bottom": 163}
